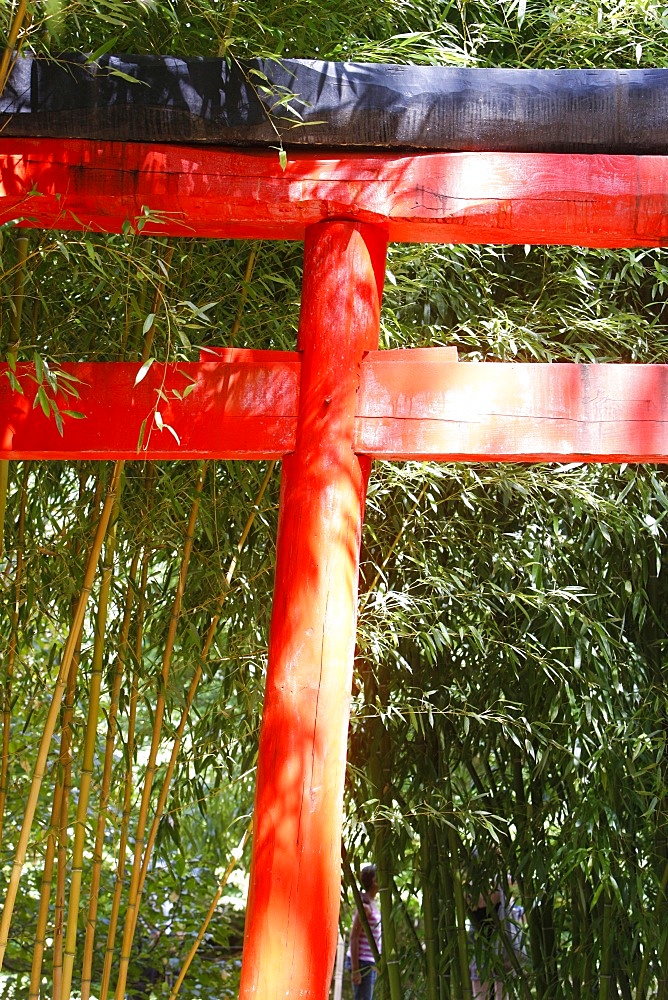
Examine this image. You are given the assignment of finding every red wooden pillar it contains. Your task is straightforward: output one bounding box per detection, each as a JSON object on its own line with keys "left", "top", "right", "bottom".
{"left": 239, "top": 220, "right": 387, "bottom": 998}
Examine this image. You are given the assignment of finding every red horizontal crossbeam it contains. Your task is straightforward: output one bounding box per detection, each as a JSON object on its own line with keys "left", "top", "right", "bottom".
{"left": 356, "top": 356, "right": 668, "bottom": 462}
{"left": 3, "top": 350, "right": 668, "bottom": 462}
{"left": 2, "top": 140, "right": 668, "bottom": 246}
{"left": 0, "top": 350, "right": 300, "bottom": 460}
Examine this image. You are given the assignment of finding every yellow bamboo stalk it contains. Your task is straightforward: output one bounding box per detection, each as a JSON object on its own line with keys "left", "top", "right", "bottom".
{"left": 0, "top": 462, "right": 28, "bottom": 845}
{"left": 113, "top": 465, "right": 206, "bottom": 1000}
{"left": 0, "top": 0, "right": 28, "bottom": 98}
{"left": 229, "top": 244, "right": 259, "bottom": 346}
{"left": 99, "top": 545, "right": 148, "bottom": 1000}
{"left": 30, "top": 632, "right": 81, "bottom": 1000}
{"left": 137, "top": 461, "right": 275, "bottom": 898}
{"left": 53, "top": 599, "right": 84, "bottom": 1000}
{"left": 61, "top": 479, "right": 124, "bottom": 1000}
{"left": 29, "top": 753, "right": 66, "bottom": 1000}
{"left": 55, "top": 475, "right": 105, "bottom": 1000}
{"left": 168, "top": 821, "right": 253, "bottom": 1000}
{"left": 218, "top": 0, "right": 239, "bottom": 55}
{"left": 53, "top": 730, "right": 74, "bottom": 1000}
{"left": 0, "top": 460, "right": 123, "bottom": 973}
{"left": 79, "top": 549, "right": 139, "bottom": 1000}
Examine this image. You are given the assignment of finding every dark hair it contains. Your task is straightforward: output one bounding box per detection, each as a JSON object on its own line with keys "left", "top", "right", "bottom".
{"left": 360, "top": 864, "right": 377, "bottom": 891}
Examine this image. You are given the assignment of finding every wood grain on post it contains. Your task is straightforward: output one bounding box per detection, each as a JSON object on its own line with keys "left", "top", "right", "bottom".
{"left": 238, "top": 221, "right": 386, "bottom": 999}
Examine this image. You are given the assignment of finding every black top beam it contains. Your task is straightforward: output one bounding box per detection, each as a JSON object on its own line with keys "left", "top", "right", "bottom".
{"left": 2, "top": 53, "right": 668, "bottom": 153}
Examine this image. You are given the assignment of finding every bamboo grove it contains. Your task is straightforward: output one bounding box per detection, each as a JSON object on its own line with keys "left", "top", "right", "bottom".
{"left": 2, "top": 1, "right": 668, "bottom": 999}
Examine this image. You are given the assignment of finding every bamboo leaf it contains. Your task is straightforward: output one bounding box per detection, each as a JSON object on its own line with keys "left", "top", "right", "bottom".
{"left": 136, "top": 417, "right": 147, "bottom": 451}
{"left": 35, "top": 386, "right": 49, "bottom": 417}
{"left": 85, "top": 37, "right": 119, "bottom": 63}
{"left": 162, "top": 424, "right": 181, "bottom": 446}
{"left": 51, "top": 405, "right": 64, "bottom": 437}
{"left": 134, "top": 357, "right": 155, "bottom": 386}
{"left": 108, "top": 69, "right": 149, "bottom": 85}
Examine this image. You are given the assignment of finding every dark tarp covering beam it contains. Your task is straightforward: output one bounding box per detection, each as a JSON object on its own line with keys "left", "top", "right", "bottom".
{"left": 2, "top": 53, "right": 668, "bottom": 152}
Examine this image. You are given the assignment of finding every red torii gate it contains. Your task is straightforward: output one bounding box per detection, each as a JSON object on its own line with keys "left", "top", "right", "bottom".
{"left": 2, "top": 57, "right": 668, "bottom": 1000}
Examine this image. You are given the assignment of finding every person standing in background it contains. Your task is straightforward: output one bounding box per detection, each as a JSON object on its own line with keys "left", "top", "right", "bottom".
{"left": 350, "top": 864, "right": 382, "bottom": 1000}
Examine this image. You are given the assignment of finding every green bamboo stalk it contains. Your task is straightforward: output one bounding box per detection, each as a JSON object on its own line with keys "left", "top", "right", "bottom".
{"left": 140, "top": 244, "right": 175, "bottom": 362}
{"left": 529, "top": 766, "right": 558, "bottom": 1000}
{"left": 419, "top": 812, "right": 439, "bottom": 1000}
{"left": 0, "top": 233, "right": 29, "bottom": 559}
{"left": 511, "top": 747, "right": 546, "bottom": 1000}
{"left": 0, "top": 461, "right": 123, "bottom": 973}
{"left": 599, "top": 891, "right": 613, "bottom": 1000}
{"left": 636, "top": 855, "right": 668, "bottom": 998}
{"left": 61, "top": 475, "right": 124, "bottom": 1000}
{"left": 99, "top": 544, "right": 148, "bottom": 1000}
{"left": 119, "top": 241, "right": 151, "bottom": 359}
{"left": 444, "top": 799, "right": 472, "bottom": 1000}
{"left": 79, "top": 549, "right": 139, "bottom": 1000}
{"left": 0, "top": 462, "right": 28, "bottom": 846}
{"left": 482, "top": 886, "right": 532, "bottom": 1000}
{"left": 113, "top": 465, "right": 206, "bottom": 1000}
{"left": 580, "top": 869, "right": 595, "bottom": 1000}
{"left": 9, "top": 235, "right": 28, "bottom": 342}
{"left": 168, "top": 821, "right": 252, "bottom": 1000}
{"left": 137, "top": 461, "right": 275, "bottom": 899}
{"left": 571, "top": 873, "right": 582, "bottom": 1000}
{"left": 656, "top": 793, "right": 668, "bottom": 1000}
{"left": 368, "top": 671, "right": 402, "bottom": 1000}
{"left": 392, "top": 875, "right": 422, "bottom": 958}
{"left": 434, "top": 733, "right": 457, "bottom": 1000}
{"left": 437, "top": 818, "right": 457, "bottom": 1000}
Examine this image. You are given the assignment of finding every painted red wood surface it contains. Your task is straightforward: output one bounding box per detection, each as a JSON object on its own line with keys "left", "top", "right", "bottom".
{"left": 0, "top": 354, "right": 299, "bottom": 460}
{"left": 4, "top": 352, "right": 668, "bottom": 462}
{"left": 3, "top": 140, "right": 668, "bottom": 246}
{"left": 356, "top": 357, "right": 668, "bottom": 462}
{"left": 239, "top": 222, "right": 387, "bottom": 999}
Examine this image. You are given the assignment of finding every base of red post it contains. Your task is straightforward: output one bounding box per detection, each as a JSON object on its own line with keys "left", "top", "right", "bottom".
{"left": 239, "top": 221, "right": 387, "bottom": 998}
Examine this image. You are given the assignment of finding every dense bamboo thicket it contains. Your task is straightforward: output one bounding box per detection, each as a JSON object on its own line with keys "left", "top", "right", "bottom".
{"left": 1, "top": 2, "right": 668, "bottom": 999}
